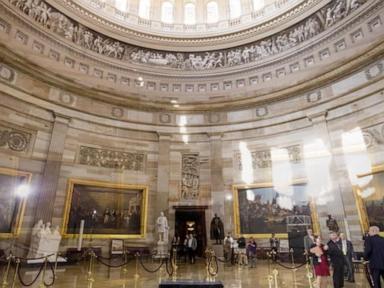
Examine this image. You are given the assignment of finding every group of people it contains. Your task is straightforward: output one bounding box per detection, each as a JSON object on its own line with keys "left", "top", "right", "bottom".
{"left": 305, "top": 226, "right": 384, "bottom": 288}
{"left": 223, "top": 232, "right": 258, "bottom": 268}
{"left": 171, "top": 233, "right": 198, "bottom": 264}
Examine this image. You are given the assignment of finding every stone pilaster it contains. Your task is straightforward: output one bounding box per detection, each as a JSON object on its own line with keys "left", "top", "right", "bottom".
{"left": 307, "top": 111, "right": 348, "bottom": 237}
{"left": 156, "top": 133, "right": 171, "bottom": 231}
{"left": 35, "top": 113, "right": 70, "bottom": 223}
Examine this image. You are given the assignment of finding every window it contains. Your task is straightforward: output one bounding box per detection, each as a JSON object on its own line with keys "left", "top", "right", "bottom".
{"left": 161, "top": 1, "right": 174, "bottom": 23}
{"left": 253, "top": 0, "right": 264, "bottom": 11}
{"left": 138, "top": 0, "right": 151, "bottom": 19}
{"left": 206, "top": 1, "right": 219, "bottom": 23}
{"left": 115, "top": 0, "right": 128, "bottom": 11}
{"left": 184, "top": 3, "right": 196, "bottom": 25}
{"left": 229, "top": 0, "right": 241, "bottom": 19}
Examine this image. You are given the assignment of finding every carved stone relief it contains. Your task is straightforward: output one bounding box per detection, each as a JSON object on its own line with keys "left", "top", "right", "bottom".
{"left": 237, "top": 144, "right": 302, "bottom": 170}
{"left": 78, "top": 146, "right": 145, "bottom": 171}
{"left": 362, "top": 123, "right": 384, "bottom": 148}
{"left": 8, "top": 0, "right": 368, "bottom": 71}
{"left": 0, "top": 124, "right": 31, "bottom": 152}
{"left": 181, "top": 153, "right": 200, "bottom": 200}
{"left": 0, "top": 63, "right": 16, "bottom": 83}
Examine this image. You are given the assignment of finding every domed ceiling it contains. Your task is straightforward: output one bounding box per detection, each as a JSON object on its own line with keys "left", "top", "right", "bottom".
{"left": 0, "top": 0, "right": 383, "bottom": 111}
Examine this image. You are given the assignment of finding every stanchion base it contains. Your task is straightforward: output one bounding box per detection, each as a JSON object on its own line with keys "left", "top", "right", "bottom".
{"left": 159, "top": 280, "right": 223, "bottom": 288}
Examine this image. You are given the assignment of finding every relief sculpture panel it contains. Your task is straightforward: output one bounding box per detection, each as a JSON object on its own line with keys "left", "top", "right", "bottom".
{"left": 7, "top": 0, "right": 368, "bottom": 71}
{"left": 181, "top": 153, "right": 200, "bottom": 200}
{"left": 78, "top": 146, "right": 145, "bottom": 171}
{"left": 0, "top": 124, "right": 31, "bottom": 152}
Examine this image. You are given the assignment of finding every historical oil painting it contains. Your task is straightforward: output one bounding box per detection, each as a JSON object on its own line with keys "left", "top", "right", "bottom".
{"left": 354, "top": 166, "right": 384, "bottom": 234}
{"left": 0, "top": 167, "right": 32, "bottom": 237}
{"left": 62, "top": 179, "right": 148, "bottom": 238}
{"left": 233, "top": 183, "right": 316, "bottom": 237}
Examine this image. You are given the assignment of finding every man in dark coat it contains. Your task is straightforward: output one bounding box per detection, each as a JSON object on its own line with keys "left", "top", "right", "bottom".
{"left": 364, "top": 226, "right": 384, "bottom": 288}
{"left": 327, "top": 231, "right": 345, "bottom": 288}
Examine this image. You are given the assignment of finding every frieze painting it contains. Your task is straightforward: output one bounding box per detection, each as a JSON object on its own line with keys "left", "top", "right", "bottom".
{"left": 0, "top": 167, "right": 32, "bottom": 237}
{"left": 62, "top": 179, "right": 148, "bottom": 238}
{"left": 354, "top": 165, "right": 384, "bottom": 234}
{"left": 233, "top": 182, "right": 316, "bottom": 238}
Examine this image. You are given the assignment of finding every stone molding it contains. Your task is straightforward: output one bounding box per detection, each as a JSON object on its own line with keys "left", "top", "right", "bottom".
{"left": 363, "top": 123, "right": 384, "bottom": 149}
{"left": 78, "top": 145, "right": 146, "bottom": 171}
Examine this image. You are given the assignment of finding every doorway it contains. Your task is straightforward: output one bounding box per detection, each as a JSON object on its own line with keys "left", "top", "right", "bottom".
{"left": 174, "top": 206, "right": 207, "bottom": 257}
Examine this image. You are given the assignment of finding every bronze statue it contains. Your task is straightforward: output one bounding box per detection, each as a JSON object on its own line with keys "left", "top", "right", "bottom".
{"left": 210, "top": 214, "right": 224, "bottom": 244}
{"left": 326, "top": 214, "right": 340, "bottom": 232}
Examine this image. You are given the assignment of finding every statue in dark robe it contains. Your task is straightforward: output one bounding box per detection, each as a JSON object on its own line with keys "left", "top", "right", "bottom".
{"left": 326, "top": 214, "right": 340, "bottom": 232}
{"left": 210, "top": 214, "right": 224, "bottom": 244}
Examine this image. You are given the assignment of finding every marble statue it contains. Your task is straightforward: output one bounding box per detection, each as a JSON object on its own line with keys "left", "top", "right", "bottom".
{"left": 156, "top": 212, "right": 168, "bottom": 243}
{"left": 28, "top": 220, "right": 62, "bottom": 261}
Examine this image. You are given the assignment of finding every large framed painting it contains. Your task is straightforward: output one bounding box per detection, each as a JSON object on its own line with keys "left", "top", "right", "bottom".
{"left": 233, "top": 181, "right": 319, "bottom": 238}
{"left": 62, "top": 179, "right": 148, "bottom": 239}
{"left": 0, "top": 167, "right": 32, "bottom": 238}
{"left": 354, "top": 165, "right": 384, "bottom": 236}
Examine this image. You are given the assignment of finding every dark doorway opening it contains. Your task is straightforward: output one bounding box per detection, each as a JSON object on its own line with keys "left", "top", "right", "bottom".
{"left": 174, "top": 206, "right": 207, "bottom": 257}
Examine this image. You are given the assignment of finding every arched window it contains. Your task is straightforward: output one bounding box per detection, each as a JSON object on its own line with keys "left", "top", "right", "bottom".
{"left": 184, "top": 3, "right": 196, "bottom": 25}
{"left": 138, "top": 0, "right": 151, "bottom": 19}
{"left": 206, "top": 1, "right": 219, "bottom": 23}
{"left": 115, "top": 0, "right": 127, "bottom": 11}
{"left": 161, "top": 1, "right": 174, "bottom": 23}
{"left": 252, "top": 0, "right": 264, "bottom": 11}
{"left": 229, "top": 0, "right": 241, "bottom": 19}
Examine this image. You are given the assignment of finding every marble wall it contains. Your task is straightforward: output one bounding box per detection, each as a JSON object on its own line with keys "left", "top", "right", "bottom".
{"left": 0, "top": 57, "right": 383, "bottom": 255}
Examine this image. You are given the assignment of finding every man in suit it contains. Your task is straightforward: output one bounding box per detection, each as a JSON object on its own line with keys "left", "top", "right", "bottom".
{"left": 304, "top": 228, "right": 315, "bottom": 256}
{"left": 364, "top": 226, "right": 384, "bottom": 288}
{"left": 184, "top": 233, "right": 197, "bottom": 264}
{"left": 327, "top": 231, "right": 345, "bottom": 288}
{"left": 340, "top": 233, "right": 355, "bottom": 282}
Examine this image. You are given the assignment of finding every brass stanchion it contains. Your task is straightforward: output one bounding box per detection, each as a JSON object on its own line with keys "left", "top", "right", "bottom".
{"left": 305, "top": 261, "right": 314, "bottom": 288}
{"left": 53, "top": 253, "right": 59, "bottom": 279}
{"left": 38, "top": 257, "right": 48, "bottom": 288}
{"left": 134, "top": 252, "right": 139, "bottom": 279}
{"left": 268, "top": 275, "right": 273, "bottom": 288}
{"left": 10, "top": 258, "right": 20, "bottom": 288}
{"left": 272, "top": 269, "right": 279, "bottom": 288}
{"left": 1, "top": 253, "right": 13, "bottom": 288}
{"left": 171, "top": 248, "right": 177, "bottom": 281}
{"left": 87, "top": 250, "right": 95, "bottom": 286}
{"left": 290, "top": 248, "right": 298, "bottom": 288}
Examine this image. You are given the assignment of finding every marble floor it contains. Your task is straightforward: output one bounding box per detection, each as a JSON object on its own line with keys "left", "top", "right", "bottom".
{"left": 1, "top": 259, "right": 373, "bottom": 288}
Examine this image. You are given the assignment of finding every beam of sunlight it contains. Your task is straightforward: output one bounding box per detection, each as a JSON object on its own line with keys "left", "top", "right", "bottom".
{"left": 239, "top": 142, "right": 254, "bottom": 184}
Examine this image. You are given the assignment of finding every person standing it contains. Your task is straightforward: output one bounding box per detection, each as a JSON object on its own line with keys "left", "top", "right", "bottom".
{"left": 310, "top": 236, "right": 330, "bottom": 288}
{"left": 340, "top": 233, "right": 355, "bottom": 283}
{"left": 237, "top": 235, "right": 248, "bottom": 265}
{"left": 224, "top": 232, "right": 234, "bottom": 264}
{"left": 247, "top": 238, "right": 257, "bottom": 268}
{"left": 304, "top": 229, "right": 315, "bottom": 257}
{"left": 184, "top": 233, "right": 197, "bottom": 264}
{"left": 270, "top": 233, "right": 280, "bottom": 262}
{"left": 364, "top": 226, "right": 384, "bottom": 288}
{"left": 327, "top": 232, "right": 345, "bottom": 288}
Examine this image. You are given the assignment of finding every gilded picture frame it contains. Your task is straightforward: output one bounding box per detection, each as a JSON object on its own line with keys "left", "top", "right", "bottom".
{"left": 62, "top": 178, "right": 148, "bottom": 239}
{"left": 0, "top": 167, "right": 32, "bottom": 238}
{"left": 354, "top": 164, "right": 384, "bottom": 236}
{"left": 233, "top": 180, "right": 319, "bottom": 239}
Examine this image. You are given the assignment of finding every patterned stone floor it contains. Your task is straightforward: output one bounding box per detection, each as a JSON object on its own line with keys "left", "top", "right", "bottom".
{"left": 2, "top": 259, "right": 373, "bottom": 288}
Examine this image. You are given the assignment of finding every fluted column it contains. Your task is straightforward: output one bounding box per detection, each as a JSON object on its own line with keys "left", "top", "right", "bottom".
{"left": 35, "top": 113, "right": 70, "bottom": 223}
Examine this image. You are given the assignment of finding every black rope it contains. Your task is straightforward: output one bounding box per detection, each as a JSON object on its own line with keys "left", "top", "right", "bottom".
{"left": 275, "top": 261, "right": 308, "bottom": 270}
{"left": 138, "top": 255, "right": 165, "bottom": 273}
{"left": 43, "top": 261, "right": 56, "bottom": 287}
{"left": 165, "top": 258, "right": 174, "bottom": 276}
{"left": 95, "top": 256, "right": 130, "bottom": 268}
{"left": 16, "top": 260, "right": 45, "bottom": 287}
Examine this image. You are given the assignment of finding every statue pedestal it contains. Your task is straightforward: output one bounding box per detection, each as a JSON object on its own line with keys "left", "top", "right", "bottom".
{"left": 157, "top": 241, "right": 168, "bottom": 257}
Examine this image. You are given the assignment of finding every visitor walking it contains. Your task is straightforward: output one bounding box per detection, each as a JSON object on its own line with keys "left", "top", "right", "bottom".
{"left": 340, "top": 233, "right": 355, "bottom": 283}
{"left": 310, "top": 236, "right": 330, "bottom": 288}
{"left": 327, "top": 232, "right": 345, "bottom": 288}
{"left": 247, "top": 237, "right": 257, "bottom": 268}
{"left": 184, "top": 233, "right": 197, "bottom": 264}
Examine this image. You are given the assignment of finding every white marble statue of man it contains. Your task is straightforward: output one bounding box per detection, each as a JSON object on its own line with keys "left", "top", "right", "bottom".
{"left": 156, "top": 212, "right": 168, "bottom": 243}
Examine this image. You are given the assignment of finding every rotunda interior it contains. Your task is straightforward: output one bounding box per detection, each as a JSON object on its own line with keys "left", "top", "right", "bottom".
{"left": 0, "top": 0, "right": 384, "bottom": 286}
